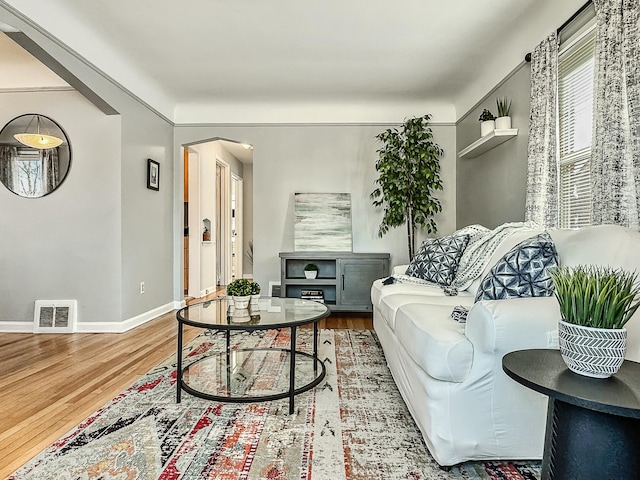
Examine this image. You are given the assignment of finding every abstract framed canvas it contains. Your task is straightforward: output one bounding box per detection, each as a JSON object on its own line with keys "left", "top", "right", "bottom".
{"left": 294, "top": 193, "right": 352, "bottom": 251}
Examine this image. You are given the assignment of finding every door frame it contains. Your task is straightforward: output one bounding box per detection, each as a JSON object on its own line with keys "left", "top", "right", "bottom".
{"left": 216, "top": 156, "right": 233, "bottom": 286}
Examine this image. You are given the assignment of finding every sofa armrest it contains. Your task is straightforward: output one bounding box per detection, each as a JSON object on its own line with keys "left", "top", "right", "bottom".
{"left": 465, "top": 297, "right": 560, "bottom": 356}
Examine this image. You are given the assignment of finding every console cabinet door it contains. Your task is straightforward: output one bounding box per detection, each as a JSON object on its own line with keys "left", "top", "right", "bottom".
{"left": 338, "top": 259, "right": 388, "bottom": 311}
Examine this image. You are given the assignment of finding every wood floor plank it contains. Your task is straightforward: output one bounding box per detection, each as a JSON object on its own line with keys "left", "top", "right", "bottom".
{"left": 0, "top": 294, "right": 371, "bottom": 478}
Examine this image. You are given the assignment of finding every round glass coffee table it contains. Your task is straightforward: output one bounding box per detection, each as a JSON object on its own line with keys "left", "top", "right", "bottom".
{"left": 176, "top": 297, "right": 329, "bottom": 414}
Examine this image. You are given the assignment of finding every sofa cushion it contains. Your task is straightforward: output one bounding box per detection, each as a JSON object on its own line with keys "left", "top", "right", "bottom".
{"left": 371, "top": 278, "right": 454, "bottom": 312}
{"left": 475, "top": 233, "right": 559, "bottom": 302}
{"left": 405, "top": 234, "right": 471, "bottom": 286}
{"left": 394, "top": 303, "right": 474, "bottom": 382}
{"left": 379, "top": 292, "right": 474, "bottom": 331}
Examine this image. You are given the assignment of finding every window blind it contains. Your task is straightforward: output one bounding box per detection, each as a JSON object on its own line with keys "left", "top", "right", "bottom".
{"left": 558, "top": 26, "right": 596, "bottom": 228}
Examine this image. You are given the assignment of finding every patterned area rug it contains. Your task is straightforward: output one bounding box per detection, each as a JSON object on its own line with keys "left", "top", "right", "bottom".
{"left": 9, "top": 329, "right": 541, "bottom": 479}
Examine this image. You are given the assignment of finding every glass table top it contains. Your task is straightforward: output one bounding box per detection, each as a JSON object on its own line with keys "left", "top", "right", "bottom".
{"left": 177, "top": 297, "right": 329, "bottom": 330}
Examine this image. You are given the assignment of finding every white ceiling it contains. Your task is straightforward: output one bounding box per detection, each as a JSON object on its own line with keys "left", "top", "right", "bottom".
{"left": 0, "top": 0, "right": 587, "bottom": 123}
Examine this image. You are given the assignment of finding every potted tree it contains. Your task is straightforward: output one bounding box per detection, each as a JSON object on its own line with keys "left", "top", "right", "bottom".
{"left": 304, "top": 263, "right": 319, "bottom": 279}
{"left": 550, "top": 265, "right": 640, "bottom": 378}
{"left": 226, "top": 278, "right": 253, "bottom": 309}
{"left": 479, "top": 109, "right": 496, "bottom": 136}
{"left": 370, "top": 114, "right": 443, "bottom": 260}
{"left": 495, "top": 97, "right": 512, "bottom": 129}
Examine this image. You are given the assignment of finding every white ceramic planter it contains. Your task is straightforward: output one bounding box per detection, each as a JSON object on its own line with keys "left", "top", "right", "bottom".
{"left": 230, "top": 307, "right": 251, "bottom": 322}
{"left": 304, "top": 270, "right": 318, "bottom": 279}
{"left": 480, "top": 120, "right": 495, "bottom": 137}
{"left": 232, "top": 295, "right": 251, "bottom": 310}
{"left": 558, "top": 320, "right": 627, "bottom": 378}
{"left": 495, "top": 116, "right": 512, "bottom": 129}
{"left": 250, "top": 294, "right": 260, "bottom": 305}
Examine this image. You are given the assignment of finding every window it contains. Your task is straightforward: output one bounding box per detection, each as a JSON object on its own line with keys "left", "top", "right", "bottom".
{"left": 557, "top": 21, "right": 596, "bottom": 228}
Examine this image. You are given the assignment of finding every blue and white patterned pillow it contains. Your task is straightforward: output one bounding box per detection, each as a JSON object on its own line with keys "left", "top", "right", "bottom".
{"left": 405, "top": 234, "right": 471, "bottom": 287}
{"left": 475, "top": 232, "right": 559, "bottom": 302}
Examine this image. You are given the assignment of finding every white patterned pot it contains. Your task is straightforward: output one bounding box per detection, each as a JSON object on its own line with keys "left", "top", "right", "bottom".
{"left": 304, "top": 270, "right": 318, "bottom": 279}
{"left": 232, "top": 295, "right": 251, "bottom": 310}
{"left": 558, "top": 320, "right": 627, "bottom": 378}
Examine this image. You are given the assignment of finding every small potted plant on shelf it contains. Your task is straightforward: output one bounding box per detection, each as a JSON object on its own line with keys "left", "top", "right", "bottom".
{"left": 495, "top": 97, "right": 512, "bottom": 129}
{"left": 304, "top": 263, "right": 319, "bottom": 279}
{"left": 479, "top": 109, "right": 496, "bottom": 137}
{"left": 550, "top": 265, "right": 640, "bottom": 378}
{"left": 226, "top": 278, "right": 253, "bottom": 309}
{"left": 250, "top": 281, "right": 261, "bottom": 304}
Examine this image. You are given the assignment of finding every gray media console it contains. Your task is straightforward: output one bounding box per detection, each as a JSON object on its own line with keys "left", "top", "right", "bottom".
{"left": 279, "top": 252, "right": 390, "bottom": 312}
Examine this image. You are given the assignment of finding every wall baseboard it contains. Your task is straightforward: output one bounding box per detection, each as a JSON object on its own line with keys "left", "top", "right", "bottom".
{"left": 1, "top": 301, "right": 183, "bottom": 333}
{"left": 0, "top": 321, "right": 33, "bottom": 333}
{"left": 75, "top": 301, "right": 177, "bottom": 333}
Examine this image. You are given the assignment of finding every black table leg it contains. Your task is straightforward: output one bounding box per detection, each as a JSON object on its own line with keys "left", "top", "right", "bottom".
{"left": 542, "top": 398, "right": 640, "bottom": 480}
{"left": 226, "top": 329, "right": 231, "bottom": 394}
{"left": 289, "top": 326, "right": 297, "bottom": 414}
{"left": 176, "top": 322, "right": 183, "bottom": 403}
{"left": 313, "top": 321, "right": 319, "bottom": 374}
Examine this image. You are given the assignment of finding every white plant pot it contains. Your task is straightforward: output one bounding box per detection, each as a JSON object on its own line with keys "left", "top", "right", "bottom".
{"left": 250, "top": 294, "right": 260, "bottom": 305}
{"left": 495, "top": 116, "right": 512, "bottom": 129}
{"left": 231, "top": 295, "right": 250, "bottom": 310}
{"left": 558, "top": 320, "right": 627, "bottom": 378}
{"left": 304, "top": 270, "right": 318, "bottom": 279}
{"left": 230, "top": 307, "right": 251, "bottom": 322}
{"left": 480, "top": 120, "right": 495, "bottom": 137}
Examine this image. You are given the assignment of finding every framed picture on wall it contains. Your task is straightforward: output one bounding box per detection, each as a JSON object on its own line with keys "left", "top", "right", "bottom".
{"left": 147, "top": 158, "right": 160, "bottom": 191}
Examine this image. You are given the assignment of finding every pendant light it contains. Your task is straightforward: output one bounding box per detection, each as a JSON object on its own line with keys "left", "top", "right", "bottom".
{"left": 14, "top": 114, "right": 63, "bottom": 149}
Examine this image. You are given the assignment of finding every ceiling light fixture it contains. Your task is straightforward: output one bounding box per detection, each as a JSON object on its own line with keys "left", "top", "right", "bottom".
{"left": 241, "top": 143, "right": 253, "bottom": 150}
{"left": 14, "top": 114, "right": 64, "bottom": 149}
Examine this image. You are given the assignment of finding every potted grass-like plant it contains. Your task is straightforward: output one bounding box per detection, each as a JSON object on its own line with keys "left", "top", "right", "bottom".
{"left": 550, "top": 265, "right": 640, "bottom": 378}
{"left": 495, "top": 97, "right": 512, "bottom": 129}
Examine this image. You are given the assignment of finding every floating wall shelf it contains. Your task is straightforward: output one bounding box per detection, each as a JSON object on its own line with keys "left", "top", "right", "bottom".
{"left": 458, "top": 129, "right": 518, "bottom": 158}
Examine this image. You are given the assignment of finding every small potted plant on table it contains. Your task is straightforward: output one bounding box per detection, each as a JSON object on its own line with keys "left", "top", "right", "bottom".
{"left": 227, "top": 279, "right": 253, "bottom": 309}
{"left": 250, "top": 281, "right": 261, "bottom": 305}
{"left": 550, "top": 265, "right": 640, "bottom": 378}
{"left": 304, "top": 263, "right": 319, "bottom": 279}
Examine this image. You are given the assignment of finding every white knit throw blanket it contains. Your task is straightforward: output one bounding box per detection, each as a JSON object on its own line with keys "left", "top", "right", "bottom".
{"left": 452, "top": 221, "right": 540, "bottom": 291}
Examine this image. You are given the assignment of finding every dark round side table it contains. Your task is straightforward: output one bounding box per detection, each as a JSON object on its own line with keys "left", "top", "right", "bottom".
{"left": 503, "top": 349, "right": 640, "bottom": 480}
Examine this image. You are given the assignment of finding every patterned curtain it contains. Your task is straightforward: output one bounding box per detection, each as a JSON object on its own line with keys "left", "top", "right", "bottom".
{"left": 41, "top": 148, "right": 59, "bottom": 194}
{"left": 0, "top": 146, "right": 18, "bottom": 190}
{"left": 525, "top": 32, "right": 559, "bottom": 228}
{"left": 591, "top": 0, "right": 640, "bottom": 228}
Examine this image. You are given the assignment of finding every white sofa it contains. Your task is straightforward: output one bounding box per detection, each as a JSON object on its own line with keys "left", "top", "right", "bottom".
{"left": 371, "top": 224, "right": 640, "bottom": 467}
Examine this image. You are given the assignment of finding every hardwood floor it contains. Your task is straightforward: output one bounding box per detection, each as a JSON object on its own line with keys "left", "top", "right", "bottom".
{"left": 0, "top": 294, "right": 371, "bottom": 478}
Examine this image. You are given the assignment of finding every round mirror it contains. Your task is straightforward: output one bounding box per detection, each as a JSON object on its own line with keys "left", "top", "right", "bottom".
{"left": 0, "top": 113, "right": 71, "bottom": 198}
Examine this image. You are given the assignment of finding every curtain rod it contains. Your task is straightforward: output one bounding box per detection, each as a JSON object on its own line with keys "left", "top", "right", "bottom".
{"left": 524, "top": 0, "right": 592, "bottom": 62}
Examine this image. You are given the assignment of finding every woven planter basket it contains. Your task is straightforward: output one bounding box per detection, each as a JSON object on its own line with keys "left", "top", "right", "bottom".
{"left": 558, "top": 320, "right": 627, "bottom": 378}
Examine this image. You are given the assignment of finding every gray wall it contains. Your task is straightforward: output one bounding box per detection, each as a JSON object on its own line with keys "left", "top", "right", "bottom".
{"left": 174, "top": 123, "right": 457, "bottom": 293}
{"left": 0, "top": 90, "right": 123, "bottom": 323}
{"left": 456, "top": 63, "right": 531, "bottom": 229}
{"left": 120, "top": 104, "right": 175, "bottom": 320}
{"left": 0, "top": 6, "right": 176, "bottom": 326}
